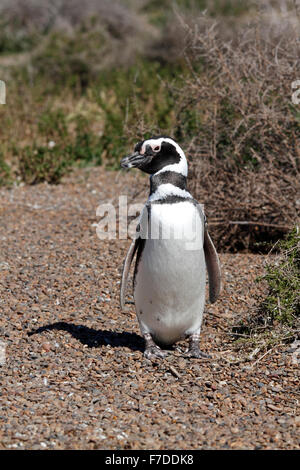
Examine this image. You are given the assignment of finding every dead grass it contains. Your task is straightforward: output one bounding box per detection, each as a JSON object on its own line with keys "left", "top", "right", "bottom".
{"left": 177, "top": 10, "right": 300, "bottom": 251}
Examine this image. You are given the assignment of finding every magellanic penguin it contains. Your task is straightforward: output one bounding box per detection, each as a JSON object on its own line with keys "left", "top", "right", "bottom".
{"left": 120, "top": 136, "right": 221, "bottom": 360}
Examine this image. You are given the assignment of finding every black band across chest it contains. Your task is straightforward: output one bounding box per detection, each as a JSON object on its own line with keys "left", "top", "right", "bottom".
{"left": 149, "top": 171, "right": 187, "bottom": 196}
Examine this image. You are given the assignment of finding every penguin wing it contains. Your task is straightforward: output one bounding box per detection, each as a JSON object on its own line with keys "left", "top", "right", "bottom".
{"left": 120, "top": 237, "right": 139, "bottom": 310}
{"left": 204, "top": 229, "right": 222, "bottom": 303}
{"left": 194, "top": 201, "right": 221, "bottom": 303}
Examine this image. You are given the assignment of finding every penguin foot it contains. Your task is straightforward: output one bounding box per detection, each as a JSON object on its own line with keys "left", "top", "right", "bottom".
{"left": 144, "top": 345, "right": 167, "bottom": 360}
{"left": 143, "top": 333, "right": 167, "bottom": 360}
{"left": 185, "top": 332, "right": 211, "bottom": 359}
{"left": 185, "top": 347, "right": 211, "bottom": 359}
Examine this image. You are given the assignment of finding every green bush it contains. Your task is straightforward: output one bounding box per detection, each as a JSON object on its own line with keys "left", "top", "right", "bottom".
{"left": 70, "top": 115, "right": 102, "bottom": 165}
{"left": 231, "top": 228, "right": 299, "bottom": 347}
{"left": 259, "top": 228, "right": 300, "bottom": 326}
{"left": 0, "top": 19, "right": 38, "bottom": 54}
{"left": 18, "top": 144, "right": 73, "bottom": 185}
{"left": 92, "top": 60, "right": 186, "bottom": 167}
{"left": 30, "top": 32, "right": 100, "bottom": 89}
{"left": 0, "top": 150, "right": 11, "bottom": 186}
{"left": 38, "top": 108, "right": 68, "bottom": 139}
{"left": 18, "top": 108, "right": 104, "bottom": 183}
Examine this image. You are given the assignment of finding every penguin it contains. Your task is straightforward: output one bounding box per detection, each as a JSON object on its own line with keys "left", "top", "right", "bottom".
{"left": 120, "top": 136, "right": 221, "bottom": 359}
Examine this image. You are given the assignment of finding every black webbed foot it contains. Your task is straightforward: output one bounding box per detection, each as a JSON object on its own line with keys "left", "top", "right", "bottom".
{"left": 143, "top": 333, "right": 167, "bottom": 360}
{"left": 185, "top": 333, "right": 211, "bottom": 359}
{"left": 185, "top": 347, "right": 211, "bottom": 359}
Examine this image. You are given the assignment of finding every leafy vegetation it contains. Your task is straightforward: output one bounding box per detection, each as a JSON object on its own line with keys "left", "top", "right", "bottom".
{"left": 259, "top": 228, "right": 300, "bottom": 326}
{"left": 0, "top": 150, "right": 11, "bottom": 186}
{"left": 232, "top": 228, "right": 300, "bottom": 348}
{"left": 0, "top": 18, "right": 39, "bottom": 54}
{"left": 18, "top": 144, "right": 72, "bottom": 185}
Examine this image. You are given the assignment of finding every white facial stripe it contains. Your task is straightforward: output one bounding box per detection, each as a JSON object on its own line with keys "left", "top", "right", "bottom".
{"left": 141, "top": 139, "right": 161, "bottom": 154}
{"left": 156, "top": 160, "right": 188, "bottom": 177}
{"left": 141, "top": 138, "right": 163, "bottom": 154}
{"left": 141, "top": 137, "right": 188, "bottom": 177}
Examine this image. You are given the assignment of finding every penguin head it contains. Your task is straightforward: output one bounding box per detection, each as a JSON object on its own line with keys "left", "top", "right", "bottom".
{"left": 121, "top": 136, "right": 187, "bottom": 175}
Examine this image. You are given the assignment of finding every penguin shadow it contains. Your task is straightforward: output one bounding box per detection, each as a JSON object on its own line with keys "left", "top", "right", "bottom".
{"left": 28, "top": 321, "right": 145, "bottom": 352}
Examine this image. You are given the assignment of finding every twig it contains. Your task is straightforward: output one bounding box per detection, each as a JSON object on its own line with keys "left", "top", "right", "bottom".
{"left": 251, "top": 344, "right": 283, "bottom": 368}
{"left": 248, "top": 346, "right": 261, "bottom": 360}
{"left": 227, "top": 221, "right": 291, "bottom": 229}
{"left": 169, "top": 365, "right": 181, "bottom": 379}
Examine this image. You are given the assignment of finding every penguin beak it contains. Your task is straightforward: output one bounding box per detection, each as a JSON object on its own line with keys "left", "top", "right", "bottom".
{"left": 120, "top": 151, "right": 147, "bottom": 169}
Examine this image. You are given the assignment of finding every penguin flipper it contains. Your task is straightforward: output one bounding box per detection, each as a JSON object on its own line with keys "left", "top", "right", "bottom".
{"left": 120, "top": 238, "right": 139, "bottom": 310}
{"left": 204, "top": 229, "right": 222, "bottom": 303}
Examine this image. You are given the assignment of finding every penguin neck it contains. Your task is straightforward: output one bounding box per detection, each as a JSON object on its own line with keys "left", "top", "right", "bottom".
{"left": 155, "top": 155, "right": 188, "bottom": 178}
{"left": 148, "top": 169, "right": 191, "bottom": 202}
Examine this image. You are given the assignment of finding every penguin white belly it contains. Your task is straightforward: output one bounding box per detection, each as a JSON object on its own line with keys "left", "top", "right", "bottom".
{"left": 134, "top": 202, "right": 206, "bottom": 345}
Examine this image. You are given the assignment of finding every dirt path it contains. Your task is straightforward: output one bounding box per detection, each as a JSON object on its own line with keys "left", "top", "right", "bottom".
{"left": 0, "top": 167, "right": 299, "bottom": 450}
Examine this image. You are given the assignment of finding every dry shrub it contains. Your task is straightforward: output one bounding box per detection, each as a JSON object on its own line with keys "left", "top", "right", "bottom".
{"left": 178, "top": 11, "right": 300, "bottom": 251}
{"left": 0, "top": 0, "right": 139, "bottom": 35}
{"left": 0, "top": 0, "right": 147, "bottom": 76}
{"left": 190, "top": 166, "right": 298, "bottom": 252}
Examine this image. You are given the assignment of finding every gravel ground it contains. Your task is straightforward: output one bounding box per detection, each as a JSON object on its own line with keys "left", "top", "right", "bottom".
{"left": 0, "top": 167, "right": 299, "bottom": 450}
